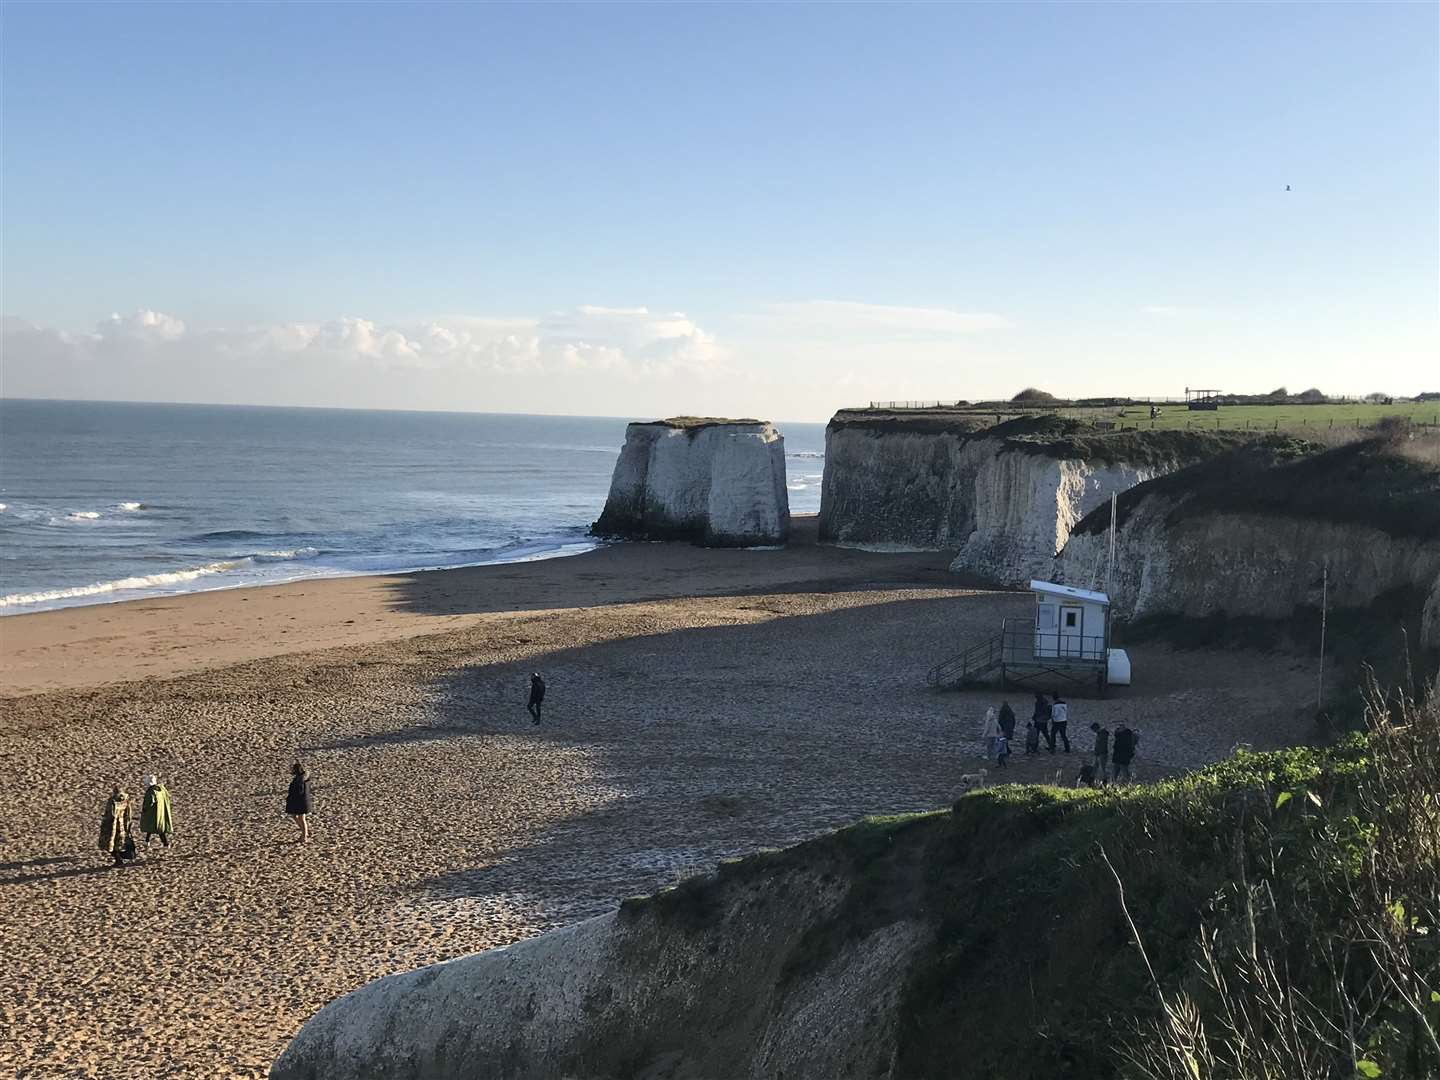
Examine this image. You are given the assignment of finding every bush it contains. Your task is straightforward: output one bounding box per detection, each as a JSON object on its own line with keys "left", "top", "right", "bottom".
{"left": 1296, "top": 387, "right": 1327, "bottom": 402}
{"left": 1266, "top": 386, "right": 1289, "bottom": 399}
{"left": 1011, "top": 387, "right": 1057, "bottom": 402}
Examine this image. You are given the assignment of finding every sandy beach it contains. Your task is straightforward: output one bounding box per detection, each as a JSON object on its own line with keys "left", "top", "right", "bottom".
{"left": 1, "top": 521, "right": 1323, "bottom": 1077}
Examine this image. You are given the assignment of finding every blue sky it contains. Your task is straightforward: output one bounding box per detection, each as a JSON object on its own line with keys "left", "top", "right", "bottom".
{"left": 2, "top": 2, "right": 1436, "bottom": 419}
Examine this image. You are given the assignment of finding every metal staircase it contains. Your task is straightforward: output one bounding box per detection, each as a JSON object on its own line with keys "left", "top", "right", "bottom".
{"left": 926, "top": 632, "right": 1005, "bottom": 688}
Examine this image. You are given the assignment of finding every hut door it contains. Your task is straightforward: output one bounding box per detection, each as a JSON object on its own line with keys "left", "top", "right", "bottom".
{"left": 1059, "top": 606, "right": 1084, "bottom": 657}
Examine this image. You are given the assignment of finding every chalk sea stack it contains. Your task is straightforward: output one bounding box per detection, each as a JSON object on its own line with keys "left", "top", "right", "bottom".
{"left": 592, "top": 418, "right": 790, "bottom": 547}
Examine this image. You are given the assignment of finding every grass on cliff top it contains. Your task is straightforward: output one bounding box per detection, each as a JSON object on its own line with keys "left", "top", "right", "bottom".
{"left": 622, "top": 693, "right": 1440, "bottom": 1079}
{"left": 826, "top": 410, "right": 1251, "bottom": 466}
{"left": 837, "top": 399, "right": 1440, "bottom": 434}
{"left": 645, "top": 416, "right": 764, "bottom": 430}
{"left": 1073, "top": 433, "right": 1440, "bottom": 540}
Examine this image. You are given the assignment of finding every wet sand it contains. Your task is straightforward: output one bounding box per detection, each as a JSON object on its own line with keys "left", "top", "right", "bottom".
{"left": 0, "top": 523, "right": 1323, "bottom": 1077}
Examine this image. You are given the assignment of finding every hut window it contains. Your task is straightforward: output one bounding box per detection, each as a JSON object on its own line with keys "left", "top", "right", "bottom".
{"left": 1064, "top": 610, "right": 1079, "bottom": 628}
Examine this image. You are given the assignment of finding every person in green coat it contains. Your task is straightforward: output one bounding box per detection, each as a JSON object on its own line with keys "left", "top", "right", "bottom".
{"left": 140, "top": 774, "right": 174, "bottom": 848}
{"left": 99, "top": 785, "right": 132, "bottom": 867}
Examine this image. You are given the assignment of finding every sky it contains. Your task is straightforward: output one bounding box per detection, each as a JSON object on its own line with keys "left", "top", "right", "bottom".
{"left": 1, "top": 2, "right": 1436, "bottom": 421}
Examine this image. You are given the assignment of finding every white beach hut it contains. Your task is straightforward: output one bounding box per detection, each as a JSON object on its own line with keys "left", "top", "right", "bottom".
{"left": 927, "top": 579, "right": 1130, "bottom": 693}
{"left": 1029, "top": 580, "right": 1109, "bottom": 661}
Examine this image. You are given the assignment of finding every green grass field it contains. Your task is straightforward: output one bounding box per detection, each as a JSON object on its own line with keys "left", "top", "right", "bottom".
{"left": 1101, "top": 400, "right": 1439, "bottom": 432}
{"left": 859, "top": 400, "right": 1440, "bottom": 433}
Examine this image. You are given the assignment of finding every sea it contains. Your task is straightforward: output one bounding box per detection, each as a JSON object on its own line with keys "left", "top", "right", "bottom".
{"left": 0, "top": 399, "right": 827, "bottom": 615}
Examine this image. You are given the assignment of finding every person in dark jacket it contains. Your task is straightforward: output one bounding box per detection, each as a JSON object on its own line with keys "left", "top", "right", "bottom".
{"left": 527, "top": 673, "right": 546, "bottom": 724}
{"left": 1032, "top": 693, "right": 1050, "bottom": 749}
{"left": 1024, "top": 719, "right": 1041, "bottom": 754}
{"left": 1090, "top": 722, "right": 1111, "bottom": 785}
{"left": 286, "top": 763, "right": 311, "bottom": 844}
{"left": 1112, "top": 726, "right": 1138, "bottom": 783}
{"left": 997, "top": 701, "right": 1016, "bottom": 742}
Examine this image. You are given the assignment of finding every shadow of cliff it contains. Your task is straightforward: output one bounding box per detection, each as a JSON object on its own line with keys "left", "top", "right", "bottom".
{"left": 384, "top": 589, "right": 1057, "bottom": 923}
{"left": 375, "top": 517, "right": 970, "bottom": 619}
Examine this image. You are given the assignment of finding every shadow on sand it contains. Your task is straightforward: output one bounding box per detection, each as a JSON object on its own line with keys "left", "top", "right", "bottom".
{"left": 375, "top": 518, "right": 971, "bottom": 619}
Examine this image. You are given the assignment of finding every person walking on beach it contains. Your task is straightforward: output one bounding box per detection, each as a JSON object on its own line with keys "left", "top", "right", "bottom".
{"left": 1112, "top": 725, "right": 1138, "bottom": 783}
{"left": 1032, "top": 693, "right": 1050, "bottom": 750}
{"left": 286, "top": 763, "right": 311, "bottom": 844}
{"left": 1049, "top": 695, "right": 1071, "bottom": 753}
{"left": 527, "top": 672, "right": 546, "bottom": 725}
{"left": 979, "top": 705, "right": 1001, "bottom": 759}
{"left": 1090, "top": 723, "right": 1111, "bottom": 786}
{"left": 998, "top": 700, "right": 1016, "bottom": 743}
{"left": 99, "top": 785, "right": 133, "bottom": 867}
{"left": 140, "top": 774, "right": 174, "bottom": 848}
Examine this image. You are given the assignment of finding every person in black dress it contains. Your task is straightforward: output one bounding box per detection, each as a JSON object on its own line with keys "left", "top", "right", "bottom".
{"left": 286, "top": 762, "right": 311, "bottom": 844}
{"left": 527, "top": 673, "right": 546, "bottom": 725}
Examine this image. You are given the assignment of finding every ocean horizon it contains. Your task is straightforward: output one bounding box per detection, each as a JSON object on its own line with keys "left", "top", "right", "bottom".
{"left": 0, "top": 398, "right": 826, "bottom": 614}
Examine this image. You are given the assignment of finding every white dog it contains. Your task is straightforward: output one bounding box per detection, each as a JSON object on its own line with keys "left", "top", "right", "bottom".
{"left": 957, "top": 769, "right": 989, "bottom": 792}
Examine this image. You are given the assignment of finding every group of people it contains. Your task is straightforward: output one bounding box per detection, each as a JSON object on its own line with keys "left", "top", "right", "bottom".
{"left": 1083, "top": 721, "right": 1140, "bottom": 786}
{"left": 98, "top": 775, "right": 174, "bottom": 866}
{"left": 99, "top": 762, "right": 313, "bottom": 866}
{"left": 97, "top": 672, "right": 547, "bottom": 867}
{"left": 976, "top": 692, "right": 1139, "bottom": 784}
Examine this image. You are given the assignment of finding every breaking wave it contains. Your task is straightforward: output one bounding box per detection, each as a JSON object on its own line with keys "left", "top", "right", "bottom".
{"left": 0, "top": 548, "right": 323, "bottom": 609}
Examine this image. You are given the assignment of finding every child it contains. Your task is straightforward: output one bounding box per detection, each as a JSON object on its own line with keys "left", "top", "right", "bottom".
{"left": 1024, "top": 719, "right": 1040, "bottom": 755}
{"left": 995, "top": 731, "right": 1011, "bottom": 769}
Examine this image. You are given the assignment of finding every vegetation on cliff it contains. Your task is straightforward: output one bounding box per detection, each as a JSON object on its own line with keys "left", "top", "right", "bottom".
{"left": 1073, "top": 434, "right": 1440, "bottom": 540}
{"left": 826, "top": 410, "right": 1250, "bottom": 466}
{"left": 625, "top": 685, "right": 1439, "bottom": 1079}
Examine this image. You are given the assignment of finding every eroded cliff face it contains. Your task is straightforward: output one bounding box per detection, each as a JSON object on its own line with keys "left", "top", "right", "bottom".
{"left": 817, "top": 415, "right": 1191, "bottom": 582}
{"left": 1058, "top": 496, "right": 1440, "bottom": 648}
{"left": 593, "top": 420, "right": 789, "bottom": 547}
{"left": 270, "top": 859, "right": 922, "bottom": 1080}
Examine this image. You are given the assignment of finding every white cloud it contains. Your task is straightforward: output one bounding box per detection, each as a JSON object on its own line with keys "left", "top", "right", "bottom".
{"left": 756, "top": 300, "right": 1012, "bottom": 338}
{"left": 2, "top": 306, "right": 729, "bottom": 384}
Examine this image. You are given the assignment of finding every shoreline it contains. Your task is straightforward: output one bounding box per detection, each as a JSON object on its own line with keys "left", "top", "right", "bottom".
{"left": 0, "top": 516, "right": 965, "bottom": 698}
{"left": 0, "top": 534, "right": 604, "bottom": 615}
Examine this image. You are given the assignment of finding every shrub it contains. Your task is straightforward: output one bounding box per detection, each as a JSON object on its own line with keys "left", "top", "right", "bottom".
{"left": 1296, "top": 387, "right": 1327, "bottom": 402}
{"left": 1011, "top": 387, "right": 1057, "bottom": 402}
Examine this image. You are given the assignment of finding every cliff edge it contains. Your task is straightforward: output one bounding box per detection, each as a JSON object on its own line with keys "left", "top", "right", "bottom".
{"left": 272, "top": 721, "right": 1437, "bottom": 1079}
{"left": 592, "top": 418, "right": 789, "bottom": 547}
{"left": 1058, "top": 436, "right": 1440, "bottom": 651}
{"left": 818, "top": 411, "right": 1241, "bottom": 583}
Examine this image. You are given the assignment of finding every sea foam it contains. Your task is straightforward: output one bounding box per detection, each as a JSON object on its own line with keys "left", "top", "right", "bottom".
{"left": 0, "top": 548, "right": 322, "bottom": 609}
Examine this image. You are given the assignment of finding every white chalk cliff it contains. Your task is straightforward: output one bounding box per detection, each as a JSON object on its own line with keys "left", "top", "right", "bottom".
{"left": 593, "top": 419, "right": 789, "bottom": 547}
{"left": 818, "top": 414, "right": 1224, "bottom": 584}
{"left": 270, "top": 862, "right": 922, "bottom": 1080}
{"left": 1054, "top": 444, "right": 1440, "bottom": 649}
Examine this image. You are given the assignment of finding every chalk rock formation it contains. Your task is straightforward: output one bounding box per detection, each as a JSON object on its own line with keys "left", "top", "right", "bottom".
{"left": 818, "top": 412, "right": 1234, "bottom": 583}
{"left": 271, "top": 859, "right": 923, "bottom": 1080}
{"left": 593, "top": 418, "right": 789, "bottom": 546}
{"left": 1055, "top": 439, "right": 1440, "bottom": 645}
